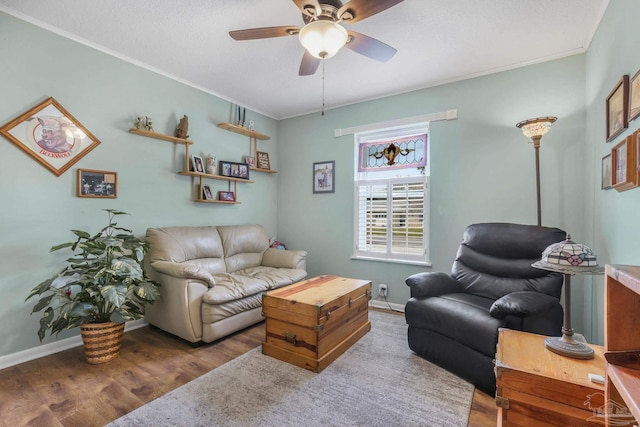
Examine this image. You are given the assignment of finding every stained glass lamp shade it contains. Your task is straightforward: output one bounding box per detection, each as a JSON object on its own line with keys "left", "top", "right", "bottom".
{"left": 532, "top": 235, "right": 603, "bottom": 359}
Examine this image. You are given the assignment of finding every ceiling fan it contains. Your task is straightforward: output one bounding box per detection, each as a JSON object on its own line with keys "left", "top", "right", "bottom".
{"left": 229, "top": 0, "right": 404, "bottom": 76}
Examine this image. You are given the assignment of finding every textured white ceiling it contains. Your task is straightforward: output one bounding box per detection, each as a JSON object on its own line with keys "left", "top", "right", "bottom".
{"left": 0, "top": 0, "right": 609, "bottom": 119}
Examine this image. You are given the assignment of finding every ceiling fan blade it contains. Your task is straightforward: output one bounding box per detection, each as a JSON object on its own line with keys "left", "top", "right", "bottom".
{"left": 229, "top": 26, "right": 299, "bottom": 41}
{"left": 292, "top": 0, "right": 322, "bottom": 18}
{"left": 338, "top": 0, "right": 403, "bottom": 24}
{"left": 346, "top": 31, "right": 397, "bottom": 62}
{"left": 299, "top": 50, "right": 321, "bottom": 76}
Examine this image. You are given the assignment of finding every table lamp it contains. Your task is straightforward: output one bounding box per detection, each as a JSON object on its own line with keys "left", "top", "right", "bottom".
{"left": 532, "top": 235, "right": 603, "bottom": 359}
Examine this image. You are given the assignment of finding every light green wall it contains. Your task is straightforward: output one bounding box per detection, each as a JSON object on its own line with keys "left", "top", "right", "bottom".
{"left": 275, "top": 0, "right": 640, "bottom": 346}
{"left": 0, "top": 12, "right": 279, "bottom": 357}
{"left": 1, "top": 1, "right": 637, "bottom": 359}
{"left": 584, "top": 0, "right": 640, "bottom": 344}
{"left": 276, "top": 54, "right": 590, "bottom": 333}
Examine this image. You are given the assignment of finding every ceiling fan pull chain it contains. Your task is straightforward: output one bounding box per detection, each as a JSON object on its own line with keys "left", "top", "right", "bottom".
{"left": 321, "top": 57, "right": 325, "bottom": 116}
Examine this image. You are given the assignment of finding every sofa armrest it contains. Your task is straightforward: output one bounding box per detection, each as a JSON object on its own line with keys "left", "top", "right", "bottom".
{"left": 262, "top": 248, "right": 307, "bottom": 270}
{"left": 490, "top": 291, "right": 560, "bottom": 319}
{"left": 150, "top": 260, "right": 215, "bottom": 287}
{"left": 405, "top": 272, "right": 462, "bottom": 299}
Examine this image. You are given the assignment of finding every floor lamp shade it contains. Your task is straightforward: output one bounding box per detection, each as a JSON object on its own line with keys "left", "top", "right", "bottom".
{"left": 515, "top": 116, "right": 557, "bottom": 226}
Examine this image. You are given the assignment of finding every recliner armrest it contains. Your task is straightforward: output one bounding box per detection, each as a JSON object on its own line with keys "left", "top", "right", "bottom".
{"left": 490, "top": 291, "right": 559, "bottom": 318}
{"left": 149, "top": 260, "right": 216, "bottom": 287}
{"left": 405, "top": 272, "right": 463, "bottom": 299}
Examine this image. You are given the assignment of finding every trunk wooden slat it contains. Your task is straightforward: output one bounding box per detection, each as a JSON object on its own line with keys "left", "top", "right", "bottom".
{"left": 262, "top": 275, "right": 372, "bottom": 372}
{"left": 495, "top": 328, "right": 605, "bottom": 426}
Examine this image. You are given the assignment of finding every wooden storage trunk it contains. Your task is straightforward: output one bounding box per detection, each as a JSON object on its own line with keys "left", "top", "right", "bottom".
{"left": 495, "top": 329, "right": 606, "bottom": 426}
{"left": 262, "top": 275, "right": 372, "bottom": 372}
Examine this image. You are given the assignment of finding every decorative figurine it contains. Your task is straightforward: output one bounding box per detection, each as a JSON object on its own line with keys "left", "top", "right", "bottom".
{"left": 135, "top": 116, "right": 143, "bottom": 129}
{"left": 205, "top": 155, "right": 216, "bottom": 175}
{"left": 175, "top": 115, "right": 189, "bottom": 139}
{"left": 248, "top": 120, "right": 255, "bottom": 131}
{"left": 144, "top": 116, "right": 154, "bottom": 132}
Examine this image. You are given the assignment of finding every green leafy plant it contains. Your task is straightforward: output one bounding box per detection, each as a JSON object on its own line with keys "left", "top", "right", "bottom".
{"left": 26, "top": 209, "right": 161, "bottom": 342}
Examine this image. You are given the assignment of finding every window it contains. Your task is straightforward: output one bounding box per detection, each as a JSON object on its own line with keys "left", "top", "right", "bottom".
{"left": 353, "top": 123, "right": 429, "bottom": 265}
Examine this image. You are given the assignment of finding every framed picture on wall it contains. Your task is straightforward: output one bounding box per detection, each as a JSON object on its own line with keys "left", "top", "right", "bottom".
{"left": 601, "top": 153, "right": 612, "bottom": 190}
{"left": 313, "top": 160, "right": 335, "bottom": 194}
{"left": 606, "top": 75, "right": 629, "bottom": 142}
{"left": 611, "top": 134, "right": 637, "bottom": 192}
{"left": 0, "top": 97, "right": 101, "bottom": 176}
{"left": 636, "top": 129, "right": 640, "bottom": 185}
{"left": 629, "top": 69, "right": 640, "bottom": 122}
{"left": 77, "top": 168, "right": 117, "bottom": 198}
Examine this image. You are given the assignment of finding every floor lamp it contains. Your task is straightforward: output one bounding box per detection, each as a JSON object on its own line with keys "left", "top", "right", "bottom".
{"left": 516, "top": 116, "right": 557, "bottom": 226}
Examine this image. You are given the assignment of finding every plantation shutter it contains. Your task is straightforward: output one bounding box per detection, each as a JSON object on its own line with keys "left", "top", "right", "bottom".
{"left": 355, "top": 176, "right": 427, "bottom": 261}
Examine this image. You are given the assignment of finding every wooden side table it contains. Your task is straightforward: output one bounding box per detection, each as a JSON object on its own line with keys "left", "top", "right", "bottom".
{"left": 495, "top": 328, "right": 606, "bottom": 426}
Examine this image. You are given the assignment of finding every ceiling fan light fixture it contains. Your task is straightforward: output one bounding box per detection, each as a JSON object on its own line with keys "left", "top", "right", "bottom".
{"left": 299, "top": 20, "right": 348, "bottom": 59}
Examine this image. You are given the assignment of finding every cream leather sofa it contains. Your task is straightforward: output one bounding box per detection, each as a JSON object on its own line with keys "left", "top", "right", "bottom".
{"left": 144, "top": 224, "right": 307, "bottom": 344}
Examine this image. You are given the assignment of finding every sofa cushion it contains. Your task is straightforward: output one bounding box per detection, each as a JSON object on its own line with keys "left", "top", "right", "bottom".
{"left": 217, "top": 224, "right": 270, "bottom": 273}
{"left": 202, "top": 273, "right": 269, "bottom": 304}
{"left": 146, "top": 226, "right": 226, "bottom": 272}
{"left": 234, "top": 266, "right": 308, "bottom": 289}
{"left": 202, "top": 293, "right": 263, "bottom": 324}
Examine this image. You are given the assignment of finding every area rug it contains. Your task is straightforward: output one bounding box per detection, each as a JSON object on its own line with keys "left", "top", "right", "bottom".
{"left": 108, "top": 310, "right": 474, "bottom": 427}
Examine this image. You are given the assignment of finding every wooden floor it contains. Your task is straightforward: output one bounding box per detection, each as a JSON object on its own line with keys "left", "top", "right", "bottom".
{"left": 0, "top": 312, "right": 497, "bottom": 427}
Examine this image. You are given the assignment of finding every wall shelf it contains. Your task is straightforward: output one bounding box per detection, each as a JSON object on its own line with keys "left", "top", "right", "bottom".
{"left": 129, "top": 126, "right": 251, "bottom": 203}
{"left": 250, "top": 167, "right": 277, "bottom": 174}
{"left": 178, "top": 171, "right": 255, "bottom": 183}
{"left": 605, "top": 264, "right": 640, "bottom": 425}
{"left": 217, "top": 122, "right": 277, "bottom": 174}
{"left": 195, "top": 199, "right": 240, "bottom": 205}
{"left": 216, "top": 123, "right": 270, "bottom": 140}
{"left": 129, "top": 128, "right": 193, "bottom": 145}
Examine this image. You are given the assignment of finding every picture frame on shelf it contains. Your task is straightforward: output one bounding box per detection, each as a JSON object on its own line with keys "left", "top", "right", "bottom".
{"left": 220, "top": 161, "right": 231, "bottom": 177}
{"left": 238, "top": 163, "right": 249, "bottom": 179}
{"left": 601, "top": 153, "right": 612, "bottom": 190}
{"left": 313, "top": 160, "right": 335, "bottom": 194}
{"left": 77, "top": 168, "right": 117, "bottom": 198}
{"left": 629, "top": 69, "right": 640, "bottom": 123}
{"left": 244, "top": 156, "right": 255, "bottom": 168}
{"left": 202, "top": 184, "right": 214, "bottom": 200}
{"left": 219, "top": 161, "right": 250, "bottom": 179}
{"left": 231, "top": 163, "right": 239, "bottom": 177}
{"left": 0, "top": 97, "right": 101, "bottom": 176}
{"left": 218, "top": 191, "right": 235, "bottom": 202}
{"left": 606, "top": 75, "right": 629, "bottom": 142}
{"left": 611, "top": 134, "right": 637, "bottom": 192}
{"left": 256, "top": 151, "right": 271, "bottom": 170}
{"left": 191, "top": 155, "right": 204, "bottom": 173}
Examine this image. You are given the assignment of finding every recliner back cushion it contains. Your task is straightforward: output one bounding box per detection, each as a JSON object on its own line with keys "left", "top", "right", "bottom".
{"left": 217, "top": 224, "right": 269, "bottom": 273}
{"left": 451, "top": 223, "right": 565, "bottom": 300}
{"left": 146, "top": 226, "right": 226, "bottom": 273}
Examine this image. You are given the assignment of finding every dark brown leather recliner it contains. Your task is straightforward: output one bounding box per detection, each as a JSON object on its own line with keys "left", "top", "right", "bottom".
{"left": 404, "top": 223, "right": 566, "bottom": 394}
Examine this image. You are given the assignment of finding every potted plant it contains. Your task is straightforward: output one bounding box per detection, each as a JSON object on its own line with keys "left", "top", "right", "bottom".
{"left": 26, "top": 209, "right": 160, "bottom": 364}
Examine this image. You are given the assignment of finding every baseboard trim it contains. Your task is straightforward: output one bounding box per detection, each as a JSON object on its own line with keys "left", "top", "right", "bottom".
{"left": 0, "top": 319, "right": 147, "bottom": 371}
{"left": 369, "top": 299, "right": 405, "bottom": 313}
{"left": 0, "top": 304, "right": 405, "bottom": 371}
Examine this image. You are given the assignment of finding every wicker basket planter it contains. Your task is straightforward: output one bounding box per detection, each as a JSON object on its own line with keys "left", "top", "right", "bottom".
{"left": 80, "top": 322, "right": 125, "bottom": 364}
